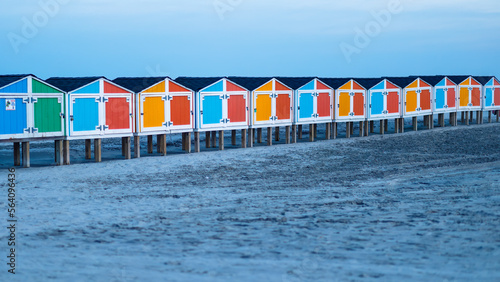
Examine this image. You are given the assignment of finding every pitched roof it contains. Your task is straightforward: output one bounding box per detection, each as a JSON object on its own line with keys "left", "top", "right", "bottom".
{"left": 382, "top": 76, "right": 420, "bottom": 88}
{"left": 113, "top": 77, "right": 168, "bottom": 93}
{"left": 46, "top": 77, "right": 104, "bottom": 92}
{"left": 318, "top": 78, "right": 352, "bottom": 89}
{"left": 174, "top": 77, "right": 225, "bottom": 92}
{"left": 226, "top": 77, "right": 274, "bottom": 91}
{"left": 353, "top": 78, "right": 383, "bottom": 90}
{"left": 273, "top": 77, "right": 316, "bottom": 90}
{"left": 414, "top": 75, "right": 447, "bottom": 86}
{"left": 446, "top": 75, "right": 471, "bottom": 85}
{"left": 0, "top": 74, "right": 31, "bottom": 88}
{"left": 473, "top": 76, "right": 495, "bottom": 85}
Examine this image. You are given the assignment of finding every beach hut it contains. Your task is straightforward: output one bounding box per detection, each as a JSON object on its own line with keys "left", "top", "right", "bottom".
{"left": 384, "top": 77, "right": 433, "bottom": 131}
{"left": 174, "top": 77, "right": 250, "bottom": 151}
{"left": 448, "top": 76, "right": 482, "bottom": 124}
{"left": 0, "top": 74, "right": 65, "bottom": 167}
{"left": 113, "top": 77, "right": 194, "bottom": 157}
{"left": 418, "top": 76, "right": 458, "bottom": 127}
{"left": 46, "top": 77, "right": 134, "bottom": 163}
{"left": 227, "top": 77, "right": 294, "bottom": 146}
{"left": 365, "top": 78, "right": 402, "bottom": 135}
{"left": 320, "top": 78, "right": 365, "bottom": 138}
{"left": 474, "top": 76, "right": 500, "bottom": 123}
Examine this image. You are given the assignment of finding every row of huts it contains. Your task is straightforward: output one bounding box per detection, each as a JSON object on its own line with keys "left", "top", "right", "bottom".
{"left": 1, "top": 74, "right": 499, "bottom": 167}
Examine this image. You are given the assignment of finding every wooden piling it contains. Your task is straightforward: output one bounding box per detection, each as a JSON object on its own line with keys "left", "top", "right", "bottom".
{"left": 275, "top": 126, "right": 280, "bottom": 141}
{"left": 194, "top": 132, "right": 201, "bottom": 152}
{"left": 395, "top": 118, "right": 399, "bottom": 133}
{"left": 257, "top": 128, "right": 263, "bottom": 143}
{"left": 231, "top": 130, "right": 237, "bottom": 146}
{"left": 21, "top": 142, "right": 30, "bottom": 168}
{"left": 55, "top": 140, "right": 63, "bottom": 165}
{"left": 134, "top": 136, "right": 140, "bottom": 158}
{"left": 124, "top": 137, "right": 131, "bottom": 159}
{"left": 267, "top": 127, "right": 272, "bottom": 146}
{"left": 156, "top": 134, "right": 162, "bottom": 153}
{"left": 205, "top": 131, "right": 211, "bottom": 148}
{"left": 370, "top": 121, "right": 374, "bottom": 133}
{"left": 159, "top": 134, "right": 166, "bottom": 156}
{"left": 85, "top": 139, "right": 92, "bottom": 159}
{"left": 147, "top": 135, "right": 153, "bottom": 154}
{"left": 384, "top": 119, "right": 388, "bottom": 132}
{"left": 94, "top": 139, "right": 102, "bottom": 163}
{"left": 285, "top": 126, "right": 291, "bottom": 144}
{"left": 122, "top": 137, "right": 126, "bottom": 156}
{"left": 380, "top": 120, "right": 385, "bottom": 135}
{"left": 428, "top": 115, "right": 432, "bottom": 129}
{"left": 314, "top": 124, "right": 318, "bottom": 139}
{"left": 350, "top": 122, "right": 354, "bottom": 135}
{"left": 346, "top": 122, "right": 351, "bottom": 138}
{"left": 218, "top": 130, "right": 224, "bottom": 150}
{"left": 185, "top": 133, "right": 191, "bottom": 153}
{"left": 241, "top": 129, "right": 247, "bottom": 148}
{"left": 298, "top": 125, "right": 303, "bottom": 139}
{"left": 325, "top": 123, "right": 331, "bottom": 140}
{"left": 359, "top": 121, "right": 364, "bottom": 137}
{"left": 309, "top": 124, "right": 314, "bottom": 142}
{"left": 469, "top": 111, "right": 473, "bottom": 124}
{"left": 63, "top": 140, "right": 70, "bottom": 165}
{"left": 14, "top": 142, "right": 20, "bottom": 166}
{"left": 412, "top": 117, "right": 418, "bottom": 131}
{"left": 211, "top": 131, "right": 217, "bottom": 148}
{"left": 476, "top": 111, "right": 480, "bottom": 124}
{"left": 248, "top": 128, "right": 254, "bottom": 148}
{"left": 291, "top": 125, "right": 297, "bottom": 143}
{"left": 365, "top": 120, "right": 369, "bottom": 136}
{"left": 488, "top": 111, "right": 492, "bottom": 123}
{"left": 400, "top": 118, "right": 405, "bottom": 133}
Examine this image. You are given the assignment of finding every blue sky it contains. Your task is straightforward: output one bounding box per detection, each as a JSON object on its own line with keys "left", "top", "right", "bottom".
{"left": 0, "top": 0, "right": 499, "bottom": 79}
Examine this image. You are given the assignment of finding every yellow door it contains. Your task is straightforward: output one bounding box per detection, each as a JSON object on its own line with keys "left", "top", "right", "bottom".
{"left": 460, "top": 88, "right": 469, "bottom": 107}
{"left": 406, "top": 90, "right": 417, "bottom": 113}
{"left": 338, "top": 92, "right": 351, "bottom": 117}
{"left": 143, "top": 96, "right": 165, "bottom": 129}
{"left": 256, "top": 93, "right": 272, "bottom": 122}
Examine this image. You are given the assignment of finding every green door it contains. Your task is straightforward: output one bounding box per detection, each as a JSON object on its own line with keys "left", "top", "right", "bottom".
{"left": 34, "top": 97, "right": 62, "bottom": 133}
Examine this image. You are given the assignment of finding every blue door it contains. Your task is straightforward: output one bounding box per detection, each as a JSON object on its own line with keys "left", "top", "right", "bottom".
{"left": 370, "top": 91, "right": 384, "bottom": 116}
{"left": 73, "top": 98, "right": 99, "bottom": 132}
{"left": 0, "top": 98, "right": 27, "bottom": 135}
{"left": 202, "top": 95, "right": 223, "bottom": 125}
{"left": 435, "top": 88, "right": 446, "bottom": 110}
{"left": 299, "top": 93, "right": 314, "bottom": 119}
{"left": 485, "top": 88, "right": 493, "bottom": 107}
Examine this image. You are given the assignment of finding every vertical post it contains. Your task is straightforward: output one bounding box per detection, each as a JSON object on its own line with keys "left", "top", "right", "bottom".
{"left": 147, "top": 135, "right": 153, "bottom": 154}
{"left": 134, "top": 136, "right": 141, "bottom": 158}
{"left": 488, "top": 111, "right": 492, "bottom": 123}
{"left": 211, "top": 131, "right": 217, "bottom": 148}
{"left": 205, "top": 131, "right": 211, "bottom": 148}
{"left": 461, "top": 111, "right": 465, "bottom": 124}
{"left": 365, "top": 120, "right": 369, "bottom": 136}
{"left": 85, "top": 139, "right": 92, "bottom": 159}
{"left": 161, "top": 134, "right": 167, "bottom": 156}
{"left": 186, "top": 133, "right": 191, "bottom": 153}
{"left": 400, "top": 118, "right": 405, "bottom": 133}
{"left": 309, "top": 124, "right": 314, "bottom": 142}
{"left": 219, "top": 130, "right": 224, "bottom": 150}
{"left": 194, "top": 132, "right": 201, "bottom": 152}
{"left": 55, "top": 140, "right": 63, "bottom": 166}
{"left": 94, "top": 139, "right": 102, "bottom": 163}
{"left": 359, "top": 121, "right": 364, "bottom": 137}
{"left": 63, "top": 140, "right": 70, "bottom": 165}
{"left": 395, "top": 118, "right": 399, "bottom": 133}
{"left": 325, "top": 123, "right": 331, "bottom": 140}
{"left": 424, "top": 115, "right": 428, "bottom": 127}
{"left": 13, "top": 142, "right": 21, "bottom": 166}
{"left": 267, "top": 127, "right": 272, "bottom": 146}
{"left": 257, "top": 128, "right": 263, "bottom": 143}
{"left": 181, "top": 133, "right": 186, "bottom": 151}
{"left": 412, "top": 117, "right": 418, "bottom": 131}
{"left": 298, "top": 125, "right": 303, "bottom": 139}
{"left": 476, "top": 111, "right": 480, "bottom": 124}
{"left": 285, "top": 126, "right": 291, "bottom": 144}
{"left": 350, "top": 122, "right": 354, "bottom": 135}
{"left": 124, "top": 137, "right": 131, "bottom": 159}
{"left": 156, "top": 134, "right": 161, "bottom": 153}
{"left": 384, "top": 119, "right": 388, "bottom": 132}
{"left": 121, "top": 137, "right": 126, "bottom": 156}
{"left": 21, "top": 142, "right": 30, "bottom": 168}
{"left": 346, "top": 122, "right": 351, "bottom": 138}
{"left": 314, "top": 124, "right": 318, "bottom": 139}
{"left": 380, "top": 120, "right": 385, "bottom": 135}
{"left": 333, "top": 122, "right": 338, "bottom": 139}
{"left": 370, "top": 121, "right": 374, "bottom": 133}
{"left": 241, "top": 129, "right": 247, "bottom": 148}
{"left": 231, "top": 130, "right": 237, "bottom": 146}
{"left": 248, "top": 128, "right": 254, "bottom": 148}
{"left": 275, "top": 126, "right": 280, "bottom": 141}
{"left": 428, "top": 115, "right": 432, "bottom": 129}
{"left": 465, "top": 111, "right": 470, "bottom": 125}
{"left": 469, "top": 111, "right": 473, "bottom": 124}
{"left": 291, "top": 125, "right": 297, "bottom": 143}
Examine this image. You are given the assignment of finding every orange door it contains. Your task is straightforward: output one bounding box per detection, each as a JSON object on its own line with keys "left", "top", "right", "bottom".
{"left": 353, "top": 93, "right": 364, "bottom": 116}
{"left": 460, "top": 88, "right": 469, "bottom": 107}
{"left": 420, "top": 90, "right": 431, "bottom": 110}
{"left": 276, "top": 94, "right": 290, "bottom": 120}
{"left": 106, "top": 97, "right": 130, "bottom": 130}
{"left": 227, "top": 94, "right": 246, "bottom": 123}
{"left": 338, "top": 92, "right": 350, "bottom": 117}
{"left": 317, "top": 92, "right": 330, "bottom": 117}
{"left": 387, "top": 91, "right": 399, "bottom": 114}
{"left": 170, "top": 96, "right": 190, "bottom": 126}
{"left": 406, "top": 91, "right": 417, "bottom": 113}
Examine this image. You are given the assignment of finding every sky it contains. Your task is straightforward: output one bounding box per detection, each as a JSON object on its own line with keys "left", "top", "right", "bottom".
{"left": 0, "top": 0, "right": 499, "bottom": 80}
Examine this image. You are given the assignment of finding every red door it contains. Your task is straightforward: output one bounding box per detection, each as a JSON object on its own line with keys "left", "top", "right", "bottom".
{"left": 387, "top": 91, "right": 399, "bottom": 113}
{"left": 227, "top": 94, "right": 246, "bottom": 123}
{"left": 170, "top": 96, "right": 190, "bottom": 126}
{"left": 353, "top": 93, "right": 364, "bottom": 116}
{"left": 471, "top": 88, "right": 481, "bottom": 106}
{"left": 276, "top": 94, "right": 290, "bottom": 120}
{"left": 420, "top": 90, "right": 431, "bottom": 110}
{"left": 495, "top": 88, "right": 500, "bottom": 105}
{"left": 447, "top": 89, "right": 456, "bottom": 108}
{"left": 106, "top": 97, "right": 130, "bottom": 130}
{"left": 317, "top": 92, "right": 330, "bottom": 117}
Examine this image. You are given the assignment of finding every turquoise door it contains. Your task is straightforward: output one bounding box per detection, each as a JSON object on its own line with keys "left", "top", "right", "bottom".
{"left": 72, "top": 97, "right": 99, "bottom": 132}
{"left": 299, "top": 93, "right": 314, "bottom": 119}
{"left": 370, "top": 91, "right": 384, "bottom": 116}
{"left": 202, "top": 95, "right": 223, "bottom": 125}
{"left": 485, "top": 88, "right": 493, "bottom": 107}
{"left": 435, "top": 88, "right": 446, "bottom": 110}
{"left": 0, "top": 98, "right": 27, "bottom": 135}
